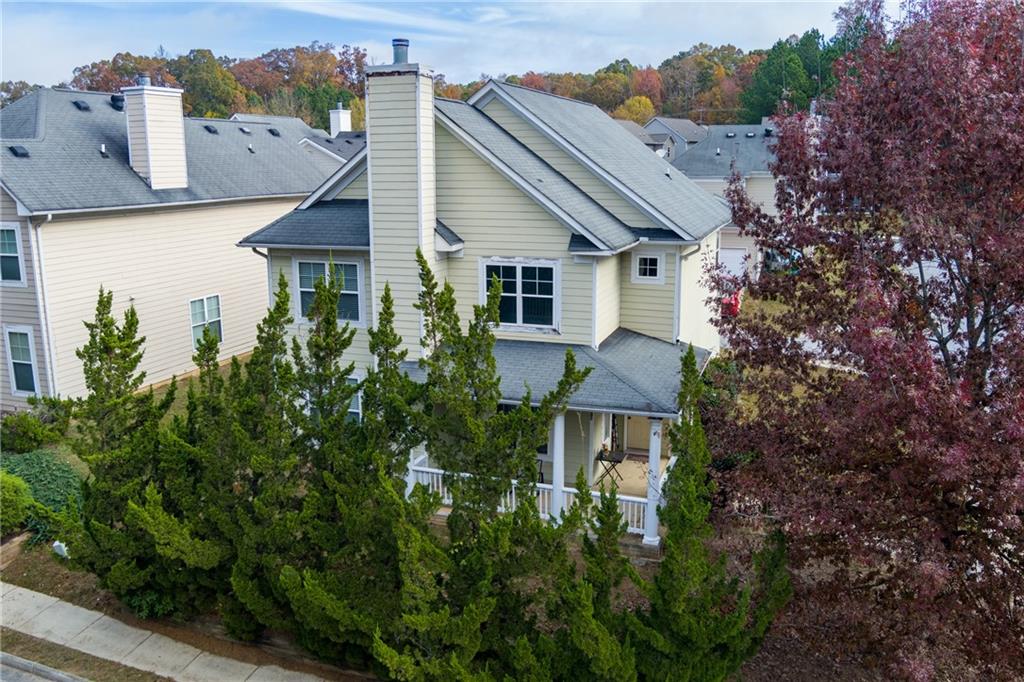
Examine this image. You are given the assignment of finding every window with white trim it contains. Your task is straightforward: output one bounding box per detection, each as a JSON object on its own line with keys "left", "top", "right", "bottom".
{"left": 297, "top": 261, "right": 360, "bottom": 322}
{"left": 1, "top": 223, "right": 25, "bottom": 285}
{"left": 631, "top": 252, "right": 665, "bottom": 284}
{"left": 346, "top": 377, "right": 361, "bottom": 423}
{"left": 190, "top": 295, "right": 222, "bottom": 348}
{"left": 484, "top": 259, "right": 557, "bottom": 328}
{"left": 5, "top": 327, "right": 38, "bottom": 395}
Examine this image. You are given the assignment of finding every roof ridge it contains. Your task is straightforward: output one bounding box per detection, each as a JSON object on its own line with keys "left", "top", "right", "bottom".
{"left": 495, "top": 79, "right": 601, "bottom": 109}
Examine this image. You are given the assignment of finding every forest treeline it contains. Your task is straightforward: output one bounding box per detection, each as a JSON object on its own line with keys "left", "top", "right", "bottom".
{"left": 1, "top": 20, "right": 864, "bottom": 130}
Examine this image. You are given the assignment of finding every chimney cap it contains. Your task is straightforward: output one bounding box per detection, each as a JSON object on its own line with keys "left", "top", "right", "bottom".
{"left": 136, "top": 74, "right": 151, "bottom": 86}
{"left": 392, "top": 38, "right": 409, "bottom": 64}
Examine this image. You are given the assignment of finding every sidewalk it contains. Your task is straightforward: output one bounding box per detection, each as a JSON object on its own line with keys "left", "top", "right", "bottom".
{"left": 1, "top": 582, "right": 326, "bottom": 681}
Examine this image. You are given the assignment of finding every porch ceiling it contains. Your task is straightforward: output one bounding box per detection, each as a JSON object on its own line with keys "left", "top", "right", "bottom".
{"left": 402, "top": 328, "right": 709, "bottom": 417}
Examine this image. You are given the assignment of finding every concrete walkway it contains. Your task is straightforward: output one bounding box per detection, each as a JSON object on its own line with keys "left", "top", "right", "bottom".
{"left": 1, "top": 582, "right": 326, "bottom": 681}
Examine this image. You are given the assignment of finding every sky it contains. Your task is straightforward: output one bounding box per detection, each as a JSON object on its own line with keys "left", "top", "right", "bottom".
{"left": 2, "top": 1, "right": 850, "bottom": 86}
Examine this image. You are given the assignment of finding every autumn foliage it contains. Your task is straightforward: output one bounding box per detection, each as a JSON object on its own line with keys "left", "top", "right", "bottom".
{"left": 715, "top": 0, "right": 1024, "bottom": 677}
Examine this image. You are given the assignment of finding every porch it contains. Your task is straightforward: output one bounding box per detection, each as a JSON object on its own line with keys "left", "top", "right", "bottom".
{"left": 401, "top": 328, "right": 708, "bottom": 547}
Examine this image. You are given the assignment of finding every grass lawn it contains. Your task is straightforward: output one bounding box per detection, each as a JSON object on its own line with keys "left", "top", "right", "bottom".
{"left": 1, "top": 628, "right": 171, "bottom": 681}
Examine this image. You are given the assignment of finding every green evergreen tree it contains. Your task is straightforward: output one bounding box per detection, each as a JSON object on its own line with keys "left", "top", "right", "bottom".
{"left": 626, "top": 346, "right": 791, "bottom": 680}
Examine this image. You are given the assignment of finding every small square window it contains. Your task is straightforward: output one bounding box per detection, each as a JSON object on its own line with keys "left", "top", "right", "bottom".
{"left": 632, "top": 252, "right": 665, "bottom": 284}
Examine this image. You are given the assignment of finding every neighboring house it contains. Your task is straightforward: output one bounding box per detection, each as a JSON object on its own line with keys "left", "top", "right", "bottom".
{"left": 644, "top": 116, "right": 709, "bottom": 152}
{"left": 233, "top": 103, "right": 366, "bottom": 165}
{"left": 0, "top": 85, "right": 340, "bottom": 409}
{"left": 615, "top": 119, "right": 676, "bottom": 160}
{"left": 239, "top": 40, "right": 732, "bottom": 546}
{"left": 672, "top": 124, "right": 778, "bottom": 277}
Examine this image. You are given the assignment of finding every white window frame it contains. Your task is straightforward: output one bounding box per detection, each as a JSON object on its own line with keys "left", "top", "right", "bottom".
{"left": 189, "top": 294, "right": 223, "bottom": 349}
{"left": 479, "top": 256, "right": 561, "bottom": 333}
{"left": 631, "top": 251, "right": 665, "bottom": 285}
{"left": 0, "top": 222, "right": 27, "bottom": 288}
{"left": 346, "top": 376, "right": 362, "bottom": 422}
{"left": 3, "top": 324, "right": 40, "bottom": 397}
{"left": 293, "top": 258, "right": 364, "bottom": 327}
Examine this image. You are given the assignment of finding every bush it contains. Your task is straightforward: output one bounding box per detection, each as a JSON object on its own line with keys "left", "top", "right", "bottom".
{"left": 1, "top": 411, "right": 55, "bottom": 454}
{"left": 1, "top": 472, "right": 33, "bottom": 536}
{"left": 1, "top": 449, "right": 82, "bottom": 511}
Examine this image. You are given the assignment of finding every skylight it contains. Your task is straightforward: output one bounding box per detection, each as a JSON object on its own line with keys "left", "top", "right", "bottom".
{"left": 239, "top": 127, "right": 252, "bottom": 135}
{"left": 72, "top": 100, "right": 91, "bottom": 112}
{"left": 267, "top": 128, "right": 281, "bottom": 137}
{"left": 204, "top": 125, "right": 219, "bottom": 134}
{"left": 8, "top": 145, "right": 30, "bottom": 158}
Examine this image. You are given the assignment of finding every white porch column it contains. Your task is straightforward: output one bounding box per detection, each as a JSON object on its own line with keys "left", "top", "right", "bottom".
{"left": 551, "top": 412, "right": 566, "bottom": 522}
{"left": 643, "top": 418, "right": 663, "bottom": 546}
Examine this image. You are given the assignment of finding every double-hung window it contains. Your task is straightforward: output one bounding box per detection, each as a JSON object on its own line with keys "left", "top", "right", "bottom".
{"left": 484, "top": 259, "right": 558, "bottom": 329}
{"left": 190, "top": 295, "right": 222, "bottom": 348}
{"left": 631, "top": 252, "right": 665, "bottom": 284}
{"left": 346, "top": 377, "right": 361, "bottom": 423}
{"left": 1, "top": 223, "right": 25, "bottom": 286}
{"left": 297, "top": 261, "right": 360, "bottom": 323}
{"left": 4, "top": 326, "right": 38, "bottom": 395}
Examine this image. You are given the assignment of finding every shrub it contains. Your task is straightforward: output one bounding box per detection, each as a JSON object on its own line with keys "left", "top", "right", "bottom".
{"left": 1, "top": 449, "right": 82, "bottom": 511}
{"left": 1, "top": 472, "right": 33, "bottom": 536}
{"left": 1, "top": 411, "right": 55, "bottom": 454}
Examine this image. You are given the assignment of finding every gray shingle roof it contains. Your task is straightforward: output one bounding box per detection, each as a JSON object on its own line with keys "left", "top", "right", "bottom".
{"left": 672, "top": 124, "right": 776, "bottom": 178}
{"left": 1, "top": 88, "right": 341, "bottom": 213}
{"left": 490, "top": 82, "right": 730, "bottom": 241}
{"left": 615, "top": 119, "right": 656, "bottom": 145}
{"left": 437, "top": 97, "right": 636, "bottom": 251}
{"left": 402, "top": 327, "right": 709, "bottom": 416}
{"left": 305, "top": 131, "right": 366, "bottom": 160}
{"left": 238, "top": 199, "right": 370, "bottom": 249}
{"left": 645, "top": 117, "right": 708, "bottom": 144}
{"left": 435, "top": 219, "right": 463, "bottom": 246}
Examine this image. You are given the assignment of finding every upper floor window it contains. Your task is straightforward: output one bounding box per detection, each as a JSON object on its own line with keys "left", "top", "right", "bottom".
{"left": 483, "top": 258, "right": 558, "bottom": 330}
{"left": 631, "top": 252, "right": 665, "bottom": 285}
{"left": 4, "top": 325, "right": 38, "bottom": 395}
{"left": 190, "top": 295, "right": 222, "bottom": 348}
{"left": 1, "top": 223, "right": 25, "bottom": 286}
{"left": 297, "top": 260, "right": 361, "bottom": 323}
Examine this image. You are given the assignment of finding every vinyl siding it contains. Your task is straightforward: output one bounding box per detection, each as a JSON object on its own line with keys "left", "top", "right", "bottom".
{"left": 268, "top": 249, "right": 373, "bottom": 370}
{"left": 124, "top": 89, "right": 188, "bottom": 190}
{"left": 594, "top": 254, "right": 620, "bottom": 346}
{"left": 745, "top": 176, "right": 777, "bottom": 215}
{"left": 337, "top": 170, "right": 368, "bottom": 199}
{"left": 691, "top": 178, "right": 730, "bottom": 196}
{"left": 480, "top": 98, "right": 659, "bottom": 229}
{"left": 436, "top": 126, "right": 593, "bottom": 345}
{"left": 678, "top": 232, "right": 720, "bottom": 352}
{"left": 618, "top": 248, "right": 677, "bottom": 343}
{"left": 0, "top": 189, "right": 49, "bottom": 408}
{"left": 367, "top": 71, "right": 437, "bottom": 360}
{"left": 41, "top": 198, "right": 299, "bottom": 398}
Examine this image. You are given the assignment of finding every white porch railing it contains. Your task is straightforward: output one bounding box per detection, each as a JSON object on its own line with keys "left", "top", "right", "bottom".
{"left": 409, "top": 462, "right": 649, "bottom": 535}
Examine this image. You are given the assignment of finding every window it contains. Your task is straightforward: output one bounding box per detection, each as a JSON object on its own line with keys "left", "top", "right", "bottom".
{"left": 190, "top": 295, "right": 222, "bottom": 348}
{"left": 4, "top": 326, "right": 38, "bottom": 395}
{"left": 483, "top": 259, "right": 558, "bottom": 329}
{"left": 297, "top": 261, "right": 361, "bottom": 323}
{"left": 631, "top": 252, "right": 665, "bottom": 285}
{"left": 346, "top": 377, "right": 361, "bottom": 423}
{"left": 1, "top": 223, "right": 25, "bottom": 285}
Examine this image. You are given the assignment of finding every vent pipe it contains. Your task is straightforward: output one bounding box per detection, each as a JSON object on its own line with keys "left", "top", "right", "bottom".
{"left": 392, "top": 38, "right": 409, "bottom": 64}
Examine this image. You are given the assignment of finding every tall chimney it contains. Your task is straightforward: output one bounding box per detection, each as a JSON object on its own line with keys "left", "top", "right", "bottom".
{"left": 329, "top": 101, "right": 351, "bottom": 137}
{"left": 121, "top": 75, "right": 188, "bottom": 190}
{"left": 365, "top": 38, "right": 436, "bottom": 359}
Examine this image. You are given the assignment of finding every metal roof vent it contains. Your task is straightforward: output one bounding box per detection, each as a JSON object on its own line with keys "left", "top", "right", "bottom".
{"left": 764, "top": 128, "right": 774, "bottom": 137}
{"left": 8, "top": 145, "right": 30, "bottom": 158}
{"left": 204, "top": 124, "right": 219, "bottom": 134}
{"left": 72, "top": 100, "right": 91, "bottom": 111}
{"left": 267, "top": 128, "right": 281, "bottom": 137}
{"left": 110, "top": 94, "right": 125, "bottom": 111}
{"left": 247, "top": 144, "right": 255, "bottom": 154}
{"left": 99, "top": 143, "right": 109, "bottom": 158}
{"left": 745, "top": 131, "right": 756, "bottom": 138}
{"left": 725, "top": 132, "right": 736, "bottom": 138}
{"left": 715, "top": 147, "right": 722, "bottom": 156}
{"left": 322, "top": 137, "right": 334, "bottom": 144}
{"left": 239, "top": 126, "right": 252, "bottom": 135}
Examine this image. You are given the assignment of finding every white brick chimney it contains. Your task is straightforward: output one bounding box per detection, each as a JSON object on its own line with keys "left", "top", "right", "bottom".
{"left": 366, "top": 38, "right": 436, "bottom": 359}
{"left": 329, "top": 101, "right": 351, "bottom": 136}
{"left": 121, "top": 76, "right": 188, "bottom": 190}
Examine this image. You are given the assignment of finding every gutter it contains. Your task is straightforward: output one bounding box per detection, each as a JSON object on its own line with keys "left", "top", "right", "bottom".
{"left": 17, "top": 192, "right": 310, "bottom": 218}
{"left": 30, "top": 213, "right": 58, "bottom": 396}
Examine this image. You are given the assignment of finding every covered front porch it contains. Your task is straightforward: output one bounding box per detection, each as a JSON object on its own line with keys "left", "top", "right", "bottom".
{"left": 403, "top": 328, "right": 708, "bottom": 547}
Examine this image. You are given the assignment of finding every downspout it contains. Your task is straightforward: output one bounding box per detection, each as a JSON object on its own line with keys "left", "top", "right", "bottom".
{"left": 250, "top": 247, "right": 272, "bottom": 308}
{"left": 30, "top": 214, "right": 58, "bottom": 396}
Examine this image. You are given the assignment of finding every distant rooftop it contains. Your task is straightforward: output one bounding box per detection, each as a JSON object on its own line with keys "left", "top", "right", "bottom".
{"left": 672, "top": 124, "right": 776, "bottom": 178}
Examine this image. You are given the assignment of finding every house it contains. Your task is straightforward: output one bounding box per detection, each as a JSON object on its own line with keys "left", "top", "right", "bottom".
{"left": 238, "top": 40, "right": 732, "bottom": 546}
{"left": 615, "top": 119, "right": 676, "bottom": 160}
{"left": 0, "top": 84, "right": 341, "bottom": 409}
{"left": 643, "top": 116, "right": 708, "bottom": 151}
{"left": 672, "top": 124, "right": 778, "bottom": 277}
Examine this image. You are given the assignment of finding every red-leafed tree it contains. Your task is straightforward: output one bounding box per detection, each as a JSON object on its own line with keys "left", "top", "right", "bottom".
{"left": 629, "top": 66, "right": 663, "bottom": 110}
{"left": 518, "top": 71, "right": 550, "bottom": 92}
{"left": 715, "top": 0, "right": 1024, "bottom": 678}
